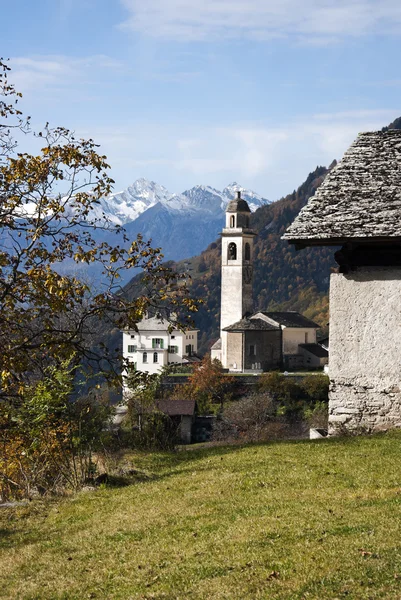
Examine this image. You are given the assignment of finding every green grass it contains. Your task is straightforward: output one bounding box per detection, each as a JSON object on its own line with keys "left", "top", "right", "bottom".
{"left": 2, "top": 433, "right": 401, "bottom": 599}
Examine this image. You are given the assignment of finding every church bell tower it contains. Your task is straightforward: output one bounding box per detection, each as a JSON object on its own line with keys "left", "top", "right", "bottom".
{"left": 220, "top": 191, "right": 256, "bottom": 368}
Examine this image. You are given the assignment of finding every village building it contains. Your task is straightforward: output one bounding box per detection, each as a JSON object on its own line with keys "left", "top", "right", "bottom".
{"left": 211, "top": 192, "right": 326, "bottom": 372}
{"left": 283, "top": 129, "right": 401, "bottom": 433}
{"left": 123, "top": 314, "right": 199, "bottom": 375}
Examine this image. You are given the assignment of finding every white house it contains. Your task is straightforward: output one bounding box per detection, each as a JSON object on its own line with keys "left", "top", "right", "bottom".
{"left": 123, "top": 314, "right": 199, "bottom": 375}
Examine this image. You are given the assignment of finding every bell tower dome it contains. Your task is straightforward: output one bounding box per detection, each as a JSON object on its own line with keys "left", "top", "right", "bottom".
{"left": 220, "top": 191, "right": 256, "bottom": 368}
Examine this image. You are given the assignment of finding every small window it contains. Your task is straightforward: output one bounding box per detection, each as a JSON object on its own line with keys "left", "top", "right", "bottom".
{"left": 143, "top": 352, "right": 148, "bottom": 363}
{"left": 230, "top": 215, "right": 235, "bottom": 227}
{"left": 249, "top": 344, "right": 256, "bottom": 357}
{"left": 153, "top": 352, "right": 158, "bottom": 363}
{"left": 305, "top": 333, "right": 309, "bottom": 344}
{"left": 228, "top": 242, "right": 237, "bottom": 260}
{"left": 171, "top": 335, "right": 175, "bottom": 339}
{"left": 245, "top": 243, "right": 251, "bottom": 261}
{"left": 130, "top": 335, "right": 136, "bottom": 339}
{"left": 127, "top": 345, "right": 137, "bottom": 353}
{"left": 168, "top": 345, "right": 178, "bottom": 354}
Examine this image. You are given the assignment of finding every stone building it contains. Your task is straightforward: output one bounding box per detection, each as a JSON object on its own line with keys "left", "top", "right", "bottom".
{"left": 211, "top": 192, "right": 324, "bottom": 372}
{"left": 283, "top": 129, "right": 401, "bottom": 433}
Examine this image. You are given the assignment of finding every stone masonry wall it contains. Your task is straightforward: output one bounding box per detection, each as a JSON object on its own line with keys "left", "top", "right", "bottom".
{"left": 329, "top": 268, "right": 401, "bottom": 433}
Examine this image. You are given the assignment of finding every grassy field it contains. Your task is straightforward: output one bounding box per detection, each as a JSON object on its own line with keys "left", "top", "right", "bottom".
{"left": 2, "top": 433, "right": 401, "bottom": 599}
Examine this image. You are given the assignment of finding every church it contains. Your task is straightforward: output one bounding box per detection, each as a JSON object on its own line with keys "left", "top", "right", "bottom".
{"left": 210, "top": 192, "right": 326, "bottom": 372}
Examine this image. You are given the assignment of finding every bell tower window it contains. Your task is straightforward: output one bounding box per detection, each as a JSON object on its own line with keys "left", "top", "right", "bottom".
{"left": 230, "top": 215, "right": 235, "bottom": 227}
{"left": 228, "top": 242, "right": 237, "bottom": 260}
{"left": 245, "top": 243, "right": 251, "bottom": 261}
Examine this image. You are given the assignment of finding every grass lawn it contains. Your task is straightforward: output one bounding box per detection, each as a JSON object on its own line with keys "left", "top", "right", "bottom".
{"left": 2, "top": 433, "right": 401, "bottom": 599}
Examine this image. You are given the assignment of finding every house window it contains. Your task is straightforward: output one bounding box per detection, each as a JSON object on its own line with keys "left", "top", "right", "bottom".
{"left": 228, "top": 242, "right": 237, "bottom": 260}
{"left": 249, "top": 344, "right": 256, "bottom": 356}
{"left": 127, "top": 345, "right": 137, "bottom": 353}
{"left": 153, "top": 352, "right": 158, "bottom": 363}
{"left": 230, "top": 215, "right": 235, "bottom": 227}
{"left": 185, "top": 344, "right": 192, "bottom": 356}
{"left": 171, "top": 335, "right": 175, "bottom": 339}
{"left": 143, "top": 352, "right": 148, "bottom": 363}
{"left": 305, "top": 332, "right": 309, "bottom": 344}
{"left": 168, "top": 345, "right": 178, "bottom": 354}
{"left": 152, "top": 338, "right": 164, "bottom": 349}
{"left": 245, "top": 243, "right": 251, "bottom": 261}
{"left": 130, "top": 335, "right": 136, "bottom": 339}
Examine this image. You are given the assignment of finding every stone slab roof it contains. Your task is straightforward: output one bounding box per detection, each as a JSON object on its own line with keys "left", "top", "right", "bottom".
{"left": 138, "top": 399, "right": 195, "bottom": 416}
{"left": 299, "top": 343, "right": 328, "bottom": 358}
{"left": 134, "top": 315, "right": 198, "bottom": 332}
{"left": 283, "top": 130, "right": 401, "bottom": 245}
{"left": 223, "top": 317, "right": 279, "bottom": 332}
{"left": 155, "top": 399, "right": 195, "bottom": 417}
{"left": 257, "top": 311, "right": 320, "bottom": 329}
{"left": 210, "top": 338, "right": 222, "bottom": 350}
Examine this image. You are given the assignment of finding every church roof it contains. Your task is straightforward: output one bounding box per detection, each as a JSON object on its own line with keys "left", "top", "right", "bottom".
{"left": 258, "top": 311, "right": 320, "bottom": 329}
{"left": 223, "top": 317, "right": 279, "bottom": 332}
{"left": 299, "top": 343, "right": 328, "bottom": 358}
{"left": 283, "top": 130, "right": 401, "bottom": 246}
{"left": 226, "top": 191, "right": 251, "bottom": 213}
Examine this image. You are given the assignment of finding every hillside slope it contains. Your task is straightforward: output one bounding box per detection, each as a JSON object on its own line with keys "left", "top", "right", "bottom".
{"left": 3, "top": 434, "right": 401, "bottom": 599}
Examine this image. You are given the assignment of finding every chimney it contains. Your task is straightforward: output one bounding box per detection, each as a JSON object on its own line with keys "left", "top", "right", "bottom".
{"left": 236, "top": 190, "right": 241, "bottom": 199}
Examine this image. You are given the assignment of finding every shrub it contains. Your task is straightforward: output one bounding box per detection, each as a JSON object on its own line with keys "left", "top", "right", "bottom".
{"left": 213, "top": 392, "right": 276, "bottom": 442}
{"left": 0, "top": 363, "right": 113, "bottom": 501}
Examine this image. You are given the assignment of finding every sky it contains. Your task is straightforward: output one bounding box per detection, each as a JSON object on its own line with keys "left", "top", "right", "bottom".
{"left": 3, "top": 0, "right": 401, "bottom": 200}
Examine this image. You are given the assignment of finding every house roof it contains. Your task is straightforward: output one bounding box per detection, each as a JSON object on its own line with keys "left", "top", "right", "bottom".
{"left": 258, "top": 311, "right": 320, "bottom": 329}
{"left": 210, "top": 338, "right": 222, "bottom": 350}
{"left": 134, "top": 314, "right": 197, "bottom": 333}
{"left": 283, "top": 130, "right": 401, "bottom": 245}
{"left": 155, "top": 399, "right": 195, "bottom": 417}
{"left": 299, "top": 343, "right": 329, "bottom": 358}
{"left": 223, "top": 317, "right": 279, "bottom": 332}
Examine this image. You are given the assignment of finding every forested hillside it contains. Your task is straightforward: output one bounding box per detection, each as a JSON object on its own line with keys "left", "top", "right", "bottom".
{"left": 123, "top": 164, "right": 337, "bottom": 354}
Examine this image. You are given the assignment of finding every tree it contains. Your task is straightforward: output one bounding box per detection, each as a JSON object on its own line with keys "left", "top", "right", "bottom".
{"left": 0, "top": 60, "right": 198, "bottom": 399}
{"left": 172, "top": 356, "right": 234, "bottom": 414}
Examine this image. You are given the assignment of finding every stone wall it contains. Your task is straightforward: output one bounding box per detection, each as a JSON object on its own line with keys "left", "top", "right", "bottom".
{"left": 329, "top": 267, "right": 401, "bottom": 433}
{"left": 243, "top": 330, "right": 282, "bottom": 371}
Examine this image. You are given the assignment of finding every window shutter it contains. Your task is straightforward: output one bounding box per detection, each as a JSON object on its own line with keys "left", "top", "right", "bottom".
{"left": 152, "top": 339, "right": 155, "bottom": 349}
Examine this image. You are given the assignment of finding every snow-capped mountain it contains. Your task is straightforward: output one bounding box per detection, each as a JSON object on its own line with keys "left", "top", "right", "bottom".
{"left": 55, "top": 179, "right": 270, "bottom": 286}
{"left": 95, "top": 179, "right": 269, "bottom": 226}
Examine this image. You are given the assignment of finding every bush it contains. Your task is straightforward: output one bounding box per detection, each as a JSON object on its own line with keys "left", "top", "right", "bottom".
{"left": 0, "top": 363, "right": 113, "bottom": 501}
{"left": 213, "top": 393, "right": 276, "bottom": 442}
{"left": 300, "top": 374, "right": 329, "bottom": 402}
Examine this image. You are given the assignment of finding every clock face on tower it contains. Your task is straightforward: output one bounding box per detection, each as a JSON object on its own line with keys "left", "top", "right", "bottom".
{"left": 243, "top": 265, "right": 253, "bottom": 284}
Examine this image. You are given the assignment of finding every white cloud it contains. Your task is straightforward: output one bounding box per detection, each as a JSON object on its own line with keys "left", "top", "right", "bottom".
{"left": 119, "top": 0, "right": 401, "bottom": 42}
{"left": 85, "top": 109, "right": 399, "bottom": 199}
{"left": 10, "top": 55, "right": 124, "bottom": 93}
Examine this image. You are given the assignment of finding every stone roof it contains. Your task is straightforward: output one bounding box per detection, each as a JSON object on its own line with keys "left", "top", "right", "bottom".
{"left": 226, "top": 191, "right": 251, "bottom": 213}
{"left": 155, "top": 399, "right": 195, "bottom": 417}
{"left": 223, "top": 317, "right": 279, "bottom": 332}
{"left": 283, "top": 130, "right": 401, "bottom": 245}
{"left": 257, "top": 311, "right": 320, "bottom": 329}
{"left": 299, "top": 343, "right": 328, "bottom": 358}
{"left": 134, "top": 315, "right": 197, "bottom": 332}
{"left": 210, "top": 338, "right": 222, "bottom": 350}
{"left": 139, "top": 399, "right": 195, "bottom": 416}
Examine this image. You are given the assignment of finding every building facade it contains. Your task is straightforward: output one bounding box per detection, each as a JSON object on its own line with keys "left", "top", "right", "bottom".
{"left": 283, "top": 129, "right": 401, "bottom": 433}
{"left": 123, "top": 314, "right": 199, "bottom": 375}
{"left": 211, "top": 192, "right": 324, "bottom": 372}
